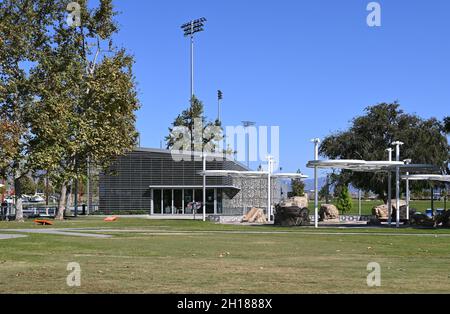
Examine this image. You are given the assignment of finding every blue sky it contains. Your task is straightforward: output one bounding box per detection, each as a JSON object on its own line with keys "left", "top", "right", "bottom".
{"left": 110, "top": 0, "right": 450, "bottom": 176}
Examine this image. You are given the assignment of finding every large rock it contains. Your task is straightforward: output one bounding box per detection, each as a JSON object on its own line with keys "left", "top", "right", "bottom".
{"left": 242, "top": 207, "right": 267, "bottom": 224}
{"left": 279, "top": 196, "right": 308, "bottom": 209}
{"left": 274, "top": 205, "right": 310, "bottom": 227}
{"left": 410, "top": 213, "right": 435, "bottom": 227}
{"left": 372, "top": 200, "right": 411, "bottom": 220}
{"left": 319, "top": 204, "right": 339, "bottom": 221}
{"left": 372, "top": 204, "right": 389, "bottom": 219}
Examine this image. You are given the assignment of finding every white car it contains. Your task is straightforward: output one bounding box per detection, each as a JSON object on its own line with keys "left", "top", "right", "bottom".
{"left": 30, "top": 195, "right": 45, "bottom": 203}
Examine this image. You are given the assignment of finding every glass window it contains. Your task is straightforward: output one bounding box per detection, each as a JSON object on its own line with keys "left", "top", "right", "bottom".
{"left": 184, "top": 189, "right": 193, "bottom": 214}
{"left": 174, "top": 190, "right": 183, "bottom": 214}
{"left": 217, "top": 189, "right": 223, "bottom": 214}
{"left": 163, "top": 190, "right": 172, "bottom": 214}
{"left": 206, "top": 189, "right": 214, "bottom": 214}
{"left": 194, "top": 189, "right": 203, "bottom": 214}
{"left": 153, "top": 189, "right": 162, "bottom": 214}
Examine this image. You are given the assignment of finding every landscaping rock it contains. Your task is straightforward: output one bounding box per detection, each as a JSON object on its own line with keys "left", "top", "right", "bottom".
{"left": 434, "top": 210, "right": 450, "bottom": 227}
{"left": 274, "top": 205, "right": 310, "bottom": 227}
{"left": 372, "top": 204, "right": 389, "bottom": 220}
{"left": 410, "top": 213, "right": 435, "bottom": 227}
{"left": 279, "top": 196, "right": 308, "bottom": 209}
{"left": 319, "top": 204, "right": 339, "bottom": 221}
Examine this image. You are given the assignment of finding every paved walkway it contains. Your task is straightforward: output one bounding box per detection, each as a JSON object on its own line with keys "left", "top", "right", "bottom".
{"left": 0, "top": 228, "right": 111, "bottom": 238}
{"left": 0, "top": 234, "right": 28, "bottom": 240}
{"left": 1, "top": 227, "right": 449, "bottom": 238}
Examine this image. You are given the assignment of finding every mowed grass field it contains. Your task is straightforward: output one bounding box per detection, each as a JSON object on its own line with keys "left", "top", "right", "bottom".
{"left": 1, "top": 218, "right": 450, "bottom": 294}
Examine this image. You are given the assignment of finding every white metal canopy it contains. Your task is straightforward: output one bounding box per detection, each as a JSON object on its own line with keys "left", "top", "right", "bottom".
{"left": 401, "top": 174, "right": 450, "bottom": 182}
{"left": 306, "top": 160, "right": 403, "bottom": 171}
{"left": 306, "top": 158, "right": 405, "bottom": 228}
{"left": 199, "top": 170, "right": 308, "bottom": 179}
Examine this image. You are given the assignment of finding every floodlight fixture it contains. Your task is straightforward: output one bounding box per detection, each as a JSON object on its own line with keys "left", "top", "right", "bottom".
{"left": 181, "top": 17, "right": 207, "bottom": 37}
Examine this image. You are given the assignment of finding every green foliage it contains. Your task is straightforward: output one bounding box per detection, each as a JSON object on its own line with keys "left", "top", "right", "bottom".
{"left": 444, "top": 117, "right": 450, "bottom": 134}
{"left": 165, "top": 96, "right": 225, "bottom": 153}
{"left": 320, "top": 103, "right": 449, "bottom": 200}
{"left": 291, "top": 169, "right": 305, "bottom": 197}
{"left": 336, "top": 185, "right": 353, "bottom": 213}
{"left": 17, "top": 176, "right": 36, "bottom": 195}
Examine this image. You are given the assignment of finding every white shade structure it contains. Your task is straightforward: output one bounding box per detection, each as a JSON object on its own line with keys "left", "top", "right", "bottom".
{"left": 306, "top": 159, "right": 404, "bottom": 228}
{"left": 306, "top": 160, "right": 403, "bottom": 171}
{"left": 199, "top": 170, "right": 308, "bottom": 179}
{"left": 401, "top": 174, "right": 450, "bottom": 182}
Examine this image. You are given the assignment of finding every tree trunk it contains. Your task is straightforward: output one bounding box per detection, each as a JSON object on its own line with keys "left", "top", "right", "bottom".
{"left": 56, "top": 182, "right": 67, "bottom": 220}
{"left": 14, "top": 176, "right": 24, "bottom": 222}
{"left": 65, "top": 182, "right": 72, "bottom": 217}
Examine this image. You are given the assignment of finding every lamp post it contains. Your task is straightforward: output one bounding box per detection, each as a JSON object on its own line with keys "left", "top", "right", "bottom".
{"left": 242, "top": 121, "right": 256, "bottom": 168}
{"left": 404, "top": 158, "right": 412, "bottom": 221}
{"left": 392, "top": 141, "right": 404, "bottom": 228}
{"left": 386, "top": 148, "right": 393, "bottom": 226}
{"left": 267, "top": 155, "right": 274, "bottom": 222}
{"left": 311, "top": 138, "right": 321, "bottom": 228}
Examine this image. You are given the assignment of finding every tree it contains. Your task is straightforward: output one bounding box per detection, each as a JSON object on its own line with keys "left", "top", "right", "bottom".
{"left": 336, "top": 185, "right": 352, "bottom": 213}
{"left": 320, "top": 103, "right": 449, "bottom": 201}
{"left": 165, "top": 96, "right": 225, "bottom": 154}
{"left": 17, "top": 176, "right": 36, "bottom": 196}
{"left": 0, "top": 0, "right": 58, "bottom": 221}
{"left": 291, "top": 169, "right": 305, "bottom": 197}
{"left": 444, "top": 117, "right": 450, "bottom": 134}
{"left": 27, "top": 0, "right": 139, "bottom": 220}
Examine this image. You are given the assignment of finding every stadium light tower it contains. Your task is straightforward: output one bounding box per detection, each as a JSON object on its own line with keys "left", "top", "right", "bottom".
{"left": 181, "top": 17, "right": 207, "bottom": 105}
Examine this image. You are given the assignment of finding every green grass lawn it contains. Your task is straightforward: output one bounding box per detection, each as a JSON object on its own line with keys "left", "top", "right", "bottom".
{"left": 1, "top": 217, "right": 450, "bottom": 294}
{"left": 308, "top": 199, "right": 447, "bottom": 215}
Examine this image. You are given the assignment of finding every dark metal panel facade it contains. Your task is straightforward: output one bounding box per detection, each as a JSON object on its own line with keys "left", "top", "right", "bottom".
{"left": 99, "top": 149, "right": 247, "bottom": 212}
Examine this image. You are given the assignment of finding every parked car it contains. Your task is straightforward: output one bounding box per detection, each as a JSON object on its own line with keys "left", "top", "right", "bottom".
{"left": 30, "top": 195, "right": 45, "bottom": 203}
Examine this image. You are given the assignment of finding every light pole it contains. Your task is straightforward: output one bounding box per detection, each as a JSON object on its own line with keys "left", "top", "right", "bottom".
{"left": 404, "top": 158, "right": 412, "bottom": 221}
{"left": 267, "top": 155, "right": 274, "bottom": 222}
{"left": 242, "top": 121, "right": 256, "bottom": 168}
{"left": 392, "top": 141, "right": 404, "bottom": 228}
{"left": 386, "top": 148, "right": 393, "bottom": 226}
{"left": 181, "top": 18, "right": 207, "bottom": 103}
{"left": 311, "top": 138, "right": 321, "bottom": 228}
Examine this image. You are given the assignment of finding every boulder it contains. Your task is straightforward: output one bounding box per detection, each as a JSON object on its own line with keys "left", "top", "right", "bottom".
{"left": 279, "top": 195, "right": 308, "bottom": 209}
{"left": 372, "top": 204, "right": 389, "bottom": 220}
{"left": 274, "top": 205, "right": 310, "bottom": 227}
{"left": 242, "top": 207, "right": 267, "bottom": 223}
{"left": 434, "top": 210, "right": 450, "bottom": 227}
{"left": 319, "top": 204, "right": 339, "bottom": 221}
{"left": 410, "top": 213, "right": 435, "bottom": 227}
{"left": 373, "top": 200, "right": 414, "bottom": 220}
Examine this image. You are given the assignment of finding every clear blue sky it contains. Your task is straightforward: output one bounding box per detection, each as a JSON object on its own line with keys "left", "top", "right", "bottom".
{"left": 110, "top": 0, "right": 450, "bottom": 176}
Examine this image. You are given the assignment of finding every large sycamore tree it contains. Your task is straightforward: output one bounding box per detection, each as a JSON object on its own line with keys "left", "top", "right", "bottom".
{"left": 1, "top": 0, "right": 139, "bottom": 221}
{"left": 0, "top": 0, "right": 58, "bottom": 221}
{"left": 320, "top": 103, "right": 448, "bottom": 201}
{"left": 27, "top": 0, "right": 139, "bottom": 220}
